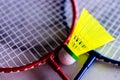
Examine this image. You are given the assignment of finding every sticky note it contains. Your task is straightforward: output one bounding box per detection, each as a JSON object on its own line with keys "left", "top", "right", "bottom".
{"left": 67, "top": 8, "right": 115, "bottom": 58}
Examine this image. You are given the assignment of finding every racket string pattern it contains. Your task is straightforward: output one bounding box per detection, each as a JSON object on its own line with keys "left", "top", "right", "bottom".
{"left": 0, "top": 0, "right": 70, "bottom": 68}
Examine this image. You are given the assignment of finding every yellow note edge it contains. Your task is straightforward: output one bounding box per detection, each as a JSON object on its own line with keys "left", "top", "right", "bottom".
{"left": 67, "top": 8, "right": 115, "bottom": 57}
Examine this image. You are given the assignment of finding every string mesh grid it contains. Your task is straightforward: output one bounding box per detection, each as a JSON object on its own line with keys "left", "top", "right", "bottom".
{"left": 0, "top": 0, "right": 71, "bottom": 67}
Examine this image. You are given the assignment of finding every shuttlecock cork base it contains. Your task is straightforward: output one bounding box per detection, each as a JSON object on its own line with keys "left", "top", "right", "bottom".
{"left": 58, "top": 48, "right": 76, "bottom": 65}
{"left": 58, "top": 45, "right": 79, "bottom": 65}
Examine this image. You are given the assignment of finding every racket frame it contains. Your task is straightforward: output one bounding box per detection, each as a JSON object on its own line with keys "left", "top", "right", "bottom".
{"left": 0, "top": 0, "right": 78, "bottom": 80}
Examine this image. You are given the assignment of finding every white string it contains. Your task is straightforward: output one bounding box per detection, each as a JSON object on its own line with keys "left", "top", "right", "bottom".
{"left": 19, "top": 1, "right": 62, "bottom": 53}
{"left": 0, "top": 0, "right": 70, "bottom": 67}
{"left": 97, "top": 11, "right": 120, "bottom": 55}
{"left": 0, "top": 0, "right": 33, "bottom": 66}
{"left": 97, "top": 5, "right": 120, "bottom": 58}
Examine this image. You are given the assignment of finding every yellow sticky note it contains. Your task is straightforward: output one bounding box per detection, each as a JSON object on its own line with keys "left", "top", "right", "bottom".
{"left": 67, "top": 8, "right": 115, "bottom": 57}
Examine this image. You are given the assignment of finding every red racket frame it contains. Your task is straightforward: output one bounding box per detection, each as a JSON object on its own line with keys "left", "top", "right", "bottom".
{"left": 0, "top": 0, "right": 78, "bottom": 80}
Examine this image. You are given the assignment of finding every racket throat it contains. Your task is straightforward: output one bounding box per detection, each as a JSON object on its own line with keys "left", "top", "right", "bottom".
{"left": 46, "top": 52, "right": 70, "bottom": 80}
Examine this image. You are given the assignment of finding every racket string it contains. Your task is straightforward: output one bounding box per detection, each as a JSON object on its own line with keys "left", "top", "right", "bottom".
{"left": 22, "top": 1, "right": 67, "bottom": 51}
{"left": 0, "top": 0, "right": 71, "bottom": 67}
{"left": 0, "top": 12, "right": 41, "bottom": 66}
{"left": 0, "top": 24, "right": 26, "bottom": 67}
{"left": 96, "top": 6, "right": 120, "bottom": 58}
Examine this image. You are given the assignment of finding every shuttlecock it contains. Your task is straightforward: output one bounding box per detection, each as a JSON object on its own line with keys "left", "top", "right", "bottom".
{"left": 58, "top": 8, "right": 115, "bottom": 65}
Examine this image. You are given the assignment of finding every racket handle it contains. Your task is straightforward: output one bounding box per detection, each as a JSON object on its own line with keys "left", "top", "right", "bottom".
{"left": 74, "top": 54, "right": 96, "bottom": 80}
{"left": 47, "top": 53, "right": 70, "bottom": 80}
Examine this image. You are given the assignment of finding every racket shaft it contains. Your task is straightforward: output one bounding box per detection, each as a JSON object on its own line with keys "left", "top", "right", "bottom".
{"left": 74, "top": 54, "right": 96, "bottom": 80}
{"left": 47, "top": 52, "right": 69, "bottom": 80}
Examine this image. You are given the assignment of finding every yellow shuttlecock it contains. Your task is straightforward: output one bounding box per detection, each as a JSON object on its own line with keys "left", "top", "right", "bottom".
{"left": 58, "top": 8, "right": 115, "bottom": 65}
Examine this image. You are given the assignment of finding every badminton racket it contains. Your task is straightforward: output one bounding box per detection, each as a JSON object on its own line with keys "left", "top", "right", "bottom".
{"left": 74, "top": 0, "right": 120, "bottom": 79}
{"left": 0, "top": 0, "right": 77, "bottom": 79}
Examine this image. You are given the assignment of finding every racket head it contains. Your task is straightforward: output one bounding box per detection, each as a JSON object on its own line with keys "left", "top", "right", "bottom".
{"left": 76, "top": 0, "right": 120, "bottom": 65}
{"left": 0, "top": 0, "right": 77, "bottom": 72}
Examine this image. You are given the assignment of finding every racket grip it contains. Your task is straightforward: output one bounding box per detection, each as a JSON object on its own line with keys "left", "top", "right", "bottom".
{"left": 47, "top": 53, "right": 70, "bottom": 80}
{"left": 74, "top": 54, "right": 96, "bottom": 80}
